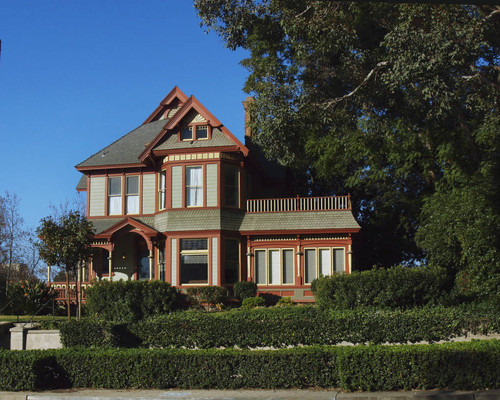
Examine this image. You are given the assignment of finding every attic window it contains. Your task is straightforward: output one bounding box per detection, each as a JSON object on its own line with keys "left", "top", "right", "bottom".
{"left": 180, "top": 124, "right": 211, "bottom": 141}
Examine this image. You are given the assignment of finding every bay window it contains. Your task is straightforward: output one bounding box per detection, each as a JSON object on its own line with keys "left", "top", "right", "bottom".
{"left": 255, "top": 248, "right": 294, "bottom": 285}
{"left": 158, "top": 170, "right": 166, "bottom": 210}
{"left": 126, "top": 176, "right": 139, "bottom": 214}
{"left": 180, "top": 238, "right": 208, "bottom": 284}
{"left": 186, "top": 166, "right": 203, "bottom": 207}
{"left": 305, "top": 247, "right": 345, "bottom": 283}
{"left": 108, "top": 177, "right": 122, "bottom": 215}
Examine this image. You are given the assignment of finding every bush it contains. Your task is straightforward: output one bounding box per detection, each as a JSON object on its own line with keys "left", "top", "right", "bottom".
{"left": 0, "top": 341, "right": 498, "bottom": 391}
{"left": 233, "top": 281, "right": 257, "bottom": 300}
{"left": 85, "top": 280, "right": 179, "bottom": 322}
{"left": 186, "top": 286, "right": 227, "bottom": 307}
{"left": 276, "top": 297, "right": 294, "bottom": 307}
{"left": 312, "top": 266, "right": 447, "bottom": 310}
{"left": 241, "top": 297, "right": 265, "bottom": 309}
{"left": 4, "top": 280, "right": 56, "bottom": 315}
{"left": 60, "top": 305, "right": 499, "bottom": 349}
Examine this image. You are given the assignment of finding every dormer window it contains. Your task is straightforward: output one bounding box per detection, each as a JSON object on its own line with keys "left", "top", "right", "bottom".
{"left": 180, "top": 124, "right": 211, "bottom": 141}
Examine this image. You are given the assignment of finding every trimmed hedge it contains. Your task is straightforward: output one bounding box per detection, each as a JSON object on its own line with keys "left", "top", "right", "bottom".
{"left": 0, "top": 341, "right": 498, "bottom": 391}
{"left": 60, "top": 305, "right": 500, "bottom": 349}
{"left": 233, "top": 281, "right": 257, "bottom": 300}
{"left": 312, "top": 266, "right": 447, "bottom": 310}
{"left": 84, "top": 280, "right": 179, "bottom": 322}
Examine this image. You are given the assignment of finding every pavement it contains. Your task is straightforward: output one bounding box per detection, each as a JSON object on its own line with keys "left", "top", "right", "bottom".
{"left": 0, "top": 389, "right": 498, "bottom": 400}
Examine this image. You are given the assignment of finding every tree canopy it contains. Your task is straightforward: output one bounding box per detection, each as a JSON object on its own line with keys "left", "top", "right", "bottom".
{"left": 195, "top": 2, "right": 500, "bottom": 301}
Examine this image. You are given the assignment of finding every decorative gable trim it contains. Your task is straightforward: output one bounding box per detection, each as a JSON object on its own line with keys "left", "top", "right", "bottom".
{"left": 142, "top": 86, "right": 189, "bottom": 125}
{"left": 94, "top": 217, "right": 159, "bottom": 241}
{"left": 139, "top": 92, "right": 249, "bottom": 163}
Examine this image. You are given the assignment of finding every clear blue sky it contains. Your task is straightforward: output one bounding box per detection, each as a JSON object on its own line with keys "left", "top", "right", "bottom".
{"left": 0, "top": 1, "right": 248, "bottom": 230}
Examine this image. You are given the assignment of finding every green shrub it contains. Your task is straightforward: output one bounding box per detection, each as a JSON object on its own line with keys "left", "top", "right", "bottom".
{"left": 5, "top": 280, "right": 56, "bottom": 315}
{"left": 241, "top": 297, "right": 265, "bottom": 309}
{"left": 186, "top": 286, "right": 227, "bottom": 307}
{"left": 276, "top": 297, "right": 294, "bottom": 307}
{"left": 84, "top": 280, "right": 179, "bottom": 322}
{"left": 313, "top": 266, "right": 447, "bottom": 310}
{"left": 0, "top": 341, "right": 498, "bottom": 391}
{"left": 60, "top": 305, "right": 499, "bottom": 349}
{"left": 233, "top": 281, "right": 257, "bottom": 300}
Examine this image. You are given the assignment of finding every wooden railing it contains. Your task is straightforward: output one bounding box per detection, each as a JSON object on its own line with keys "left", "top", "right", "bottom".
{"left": 246, "top": 195, "right": 351, "bottom": 213}
{"left": 49, "top": 282, "right": 91, "bottom": 303}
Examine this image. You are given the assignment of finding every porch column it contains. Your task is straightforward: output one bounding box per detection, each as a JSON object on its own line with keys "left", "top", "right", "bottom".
{"left": 149, "top": 249, "right": 153, "bottom": 281}
{"left": 108, "top": 251, "right": 113, "bottom": 281}
{"left": 89, "top": 257, "right": 93, "bottom": 281}
{"left": 47, "top": 265, "right": 51, "bottom": 284}
{"left": 347, "top": 244, "right": 352, "bottom": 274}
{"left": 296, "top": 245, "right": 303, "bottom": 285}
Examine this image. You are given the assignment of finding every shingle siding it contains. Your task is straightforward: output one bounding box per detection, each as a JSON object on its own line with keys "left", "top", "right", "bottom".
{"left": 171, "top": 166, "right": 182, "bottom": 208}
{"left": 142, "top": 174, "right": 155, "bottom": 214}
{"left": 206, "top": 164, "right": 218, "bottom": 207}
{"left": 89, "top": 177, "right": 106, "bottom": 216}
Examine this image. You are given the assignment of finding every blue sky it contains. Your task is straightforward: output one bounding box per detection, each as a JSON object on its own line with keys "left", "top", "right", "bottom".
{"left": 0, "top": 1, "right": 248, "bottom": 230}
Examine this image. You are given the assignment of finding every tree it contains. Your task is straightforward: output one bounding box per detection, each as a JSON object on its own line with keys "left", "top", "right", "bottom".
{"left": 195, "top": 2, "right": 500, "bottom": 295}
{"left": 0, "top": 192, "right": 28, "bottom": 292}
{"left": 36, "top": 210, "right": 94, "bottom": 320}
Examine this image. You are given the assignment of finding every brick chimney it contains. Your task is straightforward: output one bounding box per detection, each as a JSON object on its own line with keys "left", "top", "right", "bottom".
{"left": 242, "top": 97, "right": 255, "bottom": 138}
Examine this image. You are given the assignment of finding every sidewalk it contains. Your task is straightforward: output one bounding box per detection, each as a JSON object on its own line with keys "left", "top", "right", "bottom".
{"left": 0, "top": 389, "right": 497, "bottom": 400}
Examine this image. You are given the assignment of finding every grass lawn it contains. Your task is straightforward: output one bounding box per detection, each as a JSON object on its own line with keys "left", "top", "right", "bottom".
{"left": 0, "top": 315, "right": 67, "bottom": 323}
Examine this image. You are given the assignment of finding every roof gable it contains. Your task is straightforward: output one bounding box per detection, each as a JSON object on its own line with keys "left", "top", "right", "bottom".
{"left": 139, "top": 93, "right": 249, "bottom": 162}
{"left": 142, "top": 86, "right": 189, "bottom": 124}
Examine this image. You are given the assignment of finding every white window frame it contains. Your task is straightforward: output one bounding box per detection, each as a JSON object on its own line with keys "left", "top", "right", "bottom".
{"left": 304, "top": 247, "right": 346, "bottom": 284}
{"left": 254, "top": 248, "right": 294, "bottom": 286}
{"left": 158, "top": 170, "right": 166, "bottom": 210}
{"left": 179, "top": 238, "right": 209, "bottom": 285}
{"left": 185, "top": 166, "right": 203, "bottom": 207}
{"left": 125, "top": 175, "right": 140, "bottom": 215}
{"left": 108, "top": 176, "right": 122, "bottom": 215}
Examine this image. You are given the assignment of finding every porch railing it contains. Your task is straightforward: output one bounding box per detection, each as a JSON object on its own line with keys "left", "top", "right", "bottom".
{"left": 49, "top": 282, "right": 91, "bottom": 303}
{"left": 246, "top": 195, "right": 351, "bottom": 213}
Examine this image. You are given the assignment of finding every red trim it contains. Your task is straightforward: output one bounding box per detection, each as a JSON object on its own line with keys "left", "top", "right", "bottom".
{"left": 142, "top": 86, "right": 189, "bottom": 125}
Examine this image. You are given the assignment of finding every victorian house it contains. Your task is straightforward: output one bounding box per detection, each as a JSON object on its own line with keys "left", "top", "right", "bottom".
{"left": 51, "top": 87, "right": 360, "bottom": 302}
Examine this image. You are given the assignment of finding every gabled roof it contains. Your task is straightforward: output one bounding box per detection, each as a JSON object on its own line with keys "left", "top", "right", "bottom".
{"left": 139, "top": 94, "right": 249, "bottom": 162}
{"left": 93, "top": 217, "right": 158, "bottom": 239}
{"left": 75, "top": 87, "right": 248, "bottom": 171}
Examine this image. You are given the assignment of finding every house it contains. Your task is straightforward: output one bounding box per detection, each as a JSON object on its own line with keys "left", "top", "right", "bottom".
{"left": 50, "top": 87, "right": 360, "bottom": 302}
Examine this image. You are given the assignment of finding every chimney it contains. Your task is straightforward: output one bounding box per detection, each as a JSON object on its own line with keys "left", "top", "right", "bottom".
{"left": 242, "top": 97, "right": 255, "bottom": 138}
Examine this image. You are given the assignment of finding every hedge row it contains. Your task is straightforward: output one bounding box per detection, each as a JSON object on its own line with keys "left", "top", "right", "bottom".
{"left": 85, "top": 280, "right": 179, "bottom": 322}
{"left": 1, "top": 341, "right": 498, "bottom": 391}
{"left": 60, "top": 305, "right": 500, "bottom": 348}
{"left": 312, "top": 266, "right": 449, "bottom": 310}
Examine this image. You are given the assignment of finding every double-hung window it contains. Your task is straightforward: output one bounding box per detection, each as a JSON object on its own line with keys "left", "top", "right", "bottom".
{"left": 158, "top": 170, "right": 166, "bottom": 210}
{"left": 255, "top": 248, "right": 294, "bottom": 285}
{"left": 181, "top": 125, "right": 209, "bottom": 141}
{"left": 108, "top": 177, "right": 122, "bottom": 215}
{"left": 186, "top": 166, "right": 203, "bottom": 207}
{"left": 126, "top": 176, "right": 139, "bottom": 214}
{"left": 180, "top": 238, "right": 208, "bottom": 284}
{"left": 305, "top": 248, "right": 345, "bottom": 284}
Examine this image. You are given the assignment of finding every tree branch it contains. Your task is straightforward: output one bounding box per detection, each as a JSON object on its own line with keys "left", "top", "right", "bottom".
{"left": 322, "top": 61, "right": 389, "bottom": 109}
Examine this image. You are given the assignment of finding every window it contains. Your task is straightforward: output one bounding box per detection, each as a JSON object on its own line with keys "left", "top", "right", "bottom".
{"left": 225, "top": 239, "right": 240, "bottom": 284}
{"left": 180, "top": 125, "right": 210, "bottom": 141}
{"left": 224, "top": 166, "right": 239, "bottom": 207}
{"left": 305, "top": 247, "right": 345, "bottom": 284}
{"left": 181, "top": 126, "right": 193, "bottom": 140}
{"left": 186, "top": 166, "right": 203, "bottom": 207}
{"left": 180, "top": 238, "right": 208, "bottom": 284}
{"left": 126, "top": 176, "right": 139, "bottom": 214}
{"left": 108, "top": 177, "right": 122, "bottom": 215}
{"left": 255, "top": 248, "right": 294, "bottom": 285}
{"left": 196, "top": 125, "right": 208, "bottom": 139}
{"left": 158, "top": 170, "right": 166, "bottom": 210}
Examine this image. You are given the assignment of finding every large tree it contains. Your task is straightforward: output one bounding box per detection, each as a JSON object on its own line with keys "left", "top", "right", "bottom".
{"left": 195, "top": 2, "right": 500, "bottom": 299}
{"left": 36, "top": 210, "right": 94, "bottom": 320}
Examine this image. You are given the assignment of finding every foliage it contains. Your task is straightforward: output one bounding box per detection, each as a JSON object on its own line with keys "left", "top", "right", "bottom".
{"left": 233, "top": 280, "right": 257, "bottom": 300}
{"left": 275, "top": 296, "right": 294, "bottom": 307}
{"left": 84, "top": 280, "right": 179, "bottom": 323}
{"left": 59, "top": 305, "right": 499, "bottom": 349}
{"left": 186, "top": 286, "right": 227, "bottom": 308}
{"left": 4, "top": 280, "right": 56, "bottom": 315}
{"left": 1, "top": 340, "right": 499, "bottom": 391}
{"left": 241, "top": 296, "right": 265, "bottom": 309}
{"left": 195, "top": 2, "right": 500, "bottom": 284}
{"left": 312, "top": 266, "right": 447, "bottom": 310}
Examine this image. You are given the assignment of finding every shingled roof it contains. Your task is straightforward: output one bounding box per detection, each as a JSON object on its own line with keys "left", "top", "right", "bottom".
{"left": 76, "top": 119, "right": 167, "bottom": 169}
